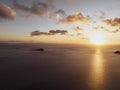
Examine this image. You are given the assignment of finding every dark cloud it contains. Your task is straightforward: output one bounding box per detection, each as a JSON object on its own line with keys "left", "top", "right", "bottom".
{"left": 49, "top": 30, "right": 68, "bottom": 35}
{"left": 103, "top": 17, "right": 120, "bottom": 27}
{"left": 0, "top": 2, "right": 16, "bottom": 20}
{"left": 31, "top": 30, "right": 68, "bottom": 36}
{"left": 55, "top": 9, "right": 66, "bottom": 22}
{"left": 59, "top": 12, "right": 89, "bottom": 24}
{"left": 73, "top": 26, "right": 83, "bottom": 32}
{"left": 55, "top": 9, "right": 66, "bottom": 16}
{"left": 13, "top": 0, "right": 53, "bottom": 18}
{"left": 31, "top": 30, "right": 54, "bottom": 36}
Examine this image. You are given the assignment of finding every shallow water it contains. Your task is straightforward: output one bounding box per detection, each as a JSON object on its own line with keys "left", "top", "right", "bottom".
{"left": 0, "top": 43, "right": 120, "bottom": 90}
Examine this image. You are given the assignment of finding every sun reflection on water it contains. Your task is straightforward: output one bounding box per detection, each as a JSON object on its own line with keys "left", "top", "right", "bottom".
{"left": 88, "top": 48, "right": 106, "bottom": 90}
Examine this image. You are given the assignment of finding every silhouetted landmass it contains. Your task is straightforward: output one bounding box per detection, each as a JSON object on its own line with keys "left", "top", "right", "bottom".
{"left": 34, "top": 48, "right": 44, "bottom": 51}
{"left": 114, "top": 51, "right": 120, "bottom": 54}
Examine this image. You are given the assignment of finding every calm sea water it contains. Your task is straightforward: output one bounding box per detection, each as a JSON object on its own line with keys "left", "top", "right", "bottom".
{"left": 0, "top": 43, "right": 120, "bottom": 90}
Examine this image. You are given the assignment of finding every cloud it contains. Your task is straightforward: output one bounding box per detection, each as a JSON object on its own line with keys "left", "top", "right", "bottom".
{"left": 55, "top": 9, "right": 66, "bottom": 23}
{"left": 73, "top": 26, "right": 84, "bottom": 32}
{"left": 101, "top": 17, "right": 120, "bottom": 33}
{"left": 80, "top": 37, "right": 89, "bottom": 40}
{"left": 92, "top": 25, "right": 120, "bottom": 33}
{"left": 92, "top": 26, "right": 105, "bottom": 30}
{"left": 56, "top": 14, "right": 62, "bottom": 21}
{"left": 31, "top": 30, "right": 68, "bottom": 36}
{"left": 31, "top": 30, "right": 54, "bottom": 36}
{"left": 58, "top": 12, "right": 89, "bottom": 24}
{"left": 95, "top": 11, "right": 105, "bottom": 19}
{"left": 55, "top": 9, "right": 66, "bottom": 16}
{"left": 0, "top": 2, "right": 16, "bottom": 20}
{"left": 103, "top": 17, "right": 120, "bottom": 27}
{"left": 76, "top": 33, "right": 82, "bottom": 36}
{"left": 104, "top": 29, "right": 120, "bottom": 33}
{"left": 13, "top": 0, "right": 53, "bottom": 18}
{"left": 49, "top": 30, "right": 68, "bottom": 35}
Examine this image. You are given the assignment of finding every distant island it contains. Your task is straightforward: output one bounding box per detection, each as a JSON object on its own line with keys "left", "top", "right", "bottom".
{"left": 114, "top": 51, "right": 120, "bottom": 54}
{"left": 33, "top": 48, "right": 44, "bottom": 51}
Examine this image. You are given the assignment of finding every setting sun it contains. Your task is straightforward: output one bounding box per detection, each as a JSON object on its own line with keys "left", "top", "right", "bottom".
{"left": 90, "top": 34, "right": 106, "bottom": 45}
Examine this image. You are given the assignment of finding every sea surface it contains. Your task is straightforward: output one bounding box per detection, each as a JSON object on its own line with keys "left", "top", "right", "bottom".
{"left": 0, "top": 43, "right": 120, "bottom": 90}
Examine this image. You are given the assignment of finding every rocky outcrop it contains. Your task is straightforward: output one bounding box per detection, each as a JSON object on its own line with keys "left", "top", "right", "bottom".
{"left": 34, "top": 48, "right": 44, "bottom": 51}
{"left": 114, "top": 51, "right": 120, "bottom": 54}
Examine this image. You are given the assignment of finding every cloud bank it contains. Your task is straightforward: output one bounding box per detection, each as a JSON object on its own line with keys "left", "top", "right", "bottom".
{"left": 13, "top": 0, "right": 53, "bottom": 18}
{"left": 31, "top": 30, "right": 68, "bottom": 36}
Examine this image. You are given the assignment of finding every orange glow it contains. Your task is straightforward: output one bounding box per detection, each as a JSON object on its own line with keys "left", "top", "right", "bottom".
{"left": 90, "top": 33, "right": 107, "bottom": 45}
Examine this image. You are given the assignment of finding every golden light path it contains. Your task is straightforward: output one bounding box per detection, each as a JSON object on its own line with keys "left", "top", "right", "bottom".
{"left": 88, "top": 48, "right": 106, "bottom": 90}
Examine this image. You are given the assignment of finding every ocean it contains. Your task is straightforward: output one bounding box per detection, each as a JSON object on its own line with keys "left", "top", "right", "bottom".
{"left": 0, "top": 43, "right": 120, "bottom": 90}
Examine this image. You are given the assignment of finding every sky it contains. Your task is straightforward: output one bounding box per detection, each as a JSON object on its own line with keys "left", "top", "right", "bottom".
{"left": 0, "top": 0, "right": 120, "bottom": 45}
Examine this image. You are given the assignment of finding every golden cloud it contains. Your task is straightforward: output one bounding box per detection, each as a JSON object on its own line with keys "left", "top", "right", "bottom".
{"left": 103, "top": 17, "right": 120, "bottom": 27}
{"left": 59, "top": 12, "right": 89, "bottom": 24}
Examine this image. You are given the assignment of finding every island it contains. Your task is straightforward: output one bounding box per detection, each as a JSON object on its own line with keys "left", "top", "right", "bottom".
{"left": 33, "top": 48, "right": 44, "bottom": 51}
{"left": 114, "top": 51, "right": 120, "bottom": 54}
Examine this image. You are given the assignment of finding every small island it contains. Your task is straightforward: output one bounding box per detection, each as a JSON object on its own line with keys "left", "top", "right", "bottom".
{"left": 33, "top": 48, "right": 44, "bottom": 51}
{"left": 114, "top": 51, "right": 120, "bottom": 54}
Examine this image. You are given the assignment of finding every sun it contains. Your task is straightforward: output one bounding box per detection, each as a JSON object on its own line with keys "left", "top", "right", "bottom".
{"left": 90, "top": 34, "right": 106, "bottom": 45}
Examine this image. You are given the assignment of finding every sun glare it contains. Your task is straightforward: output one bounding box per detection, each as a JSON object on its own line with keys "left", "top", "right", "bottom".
{"left": 90, "top": 34, "right": 106, "bottom": 45}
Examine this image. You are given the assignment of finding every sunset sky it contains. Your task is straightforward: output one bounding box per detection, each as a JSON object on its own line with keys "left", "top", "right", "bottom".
{"left": 0, "top": 0, "right": 120, "bottom": 45}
